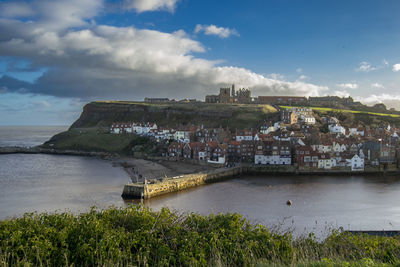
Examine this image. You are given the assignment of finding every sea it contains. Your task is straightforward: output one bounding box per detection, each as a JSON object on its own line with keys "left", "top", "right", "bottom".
{"left": 1, "top": 126, "right": 400, "bottom": 237}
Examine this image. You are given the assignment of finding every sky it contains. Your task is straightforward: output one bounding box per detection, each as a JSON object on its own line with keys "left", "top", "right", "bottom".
{"left": 1, "top": 0, "right": 400, "bottom": 125}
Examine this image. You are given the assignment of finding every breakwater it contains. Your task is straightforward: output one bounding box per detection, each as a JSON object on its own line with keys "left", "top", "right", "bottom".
{"left": 122, "top": 165, "right": 400, "bottom": 199}
{"left": 122, "top": 167, "right": 244, "bottom": 199}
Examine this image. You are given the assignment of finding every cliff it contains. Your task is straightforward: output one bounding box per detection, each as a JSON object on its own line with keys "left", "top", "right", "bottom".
{"left": 70, "top": 101, "right": 278, "bottom": 130}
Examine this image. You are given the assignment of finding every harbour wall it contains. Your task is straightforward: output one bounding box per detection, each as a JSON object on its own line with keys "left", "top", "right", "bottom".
{"left": 122, "top": 167, "right": 243, "bottom": 199}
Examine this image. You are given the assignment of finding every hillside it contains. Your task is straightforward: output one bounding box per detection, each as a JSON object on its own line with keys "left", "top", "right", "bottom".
{"left": 70, "top": 101, "right": 278, "bottom": 130}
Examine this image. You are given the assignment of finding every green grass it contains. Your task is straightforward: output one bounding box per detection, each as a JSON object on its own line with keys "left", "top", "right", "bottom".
{"left": 41, "top": 128, "right": 149, "bottom": 154}
{"left": 74, "top": 101, "right": 279, "bottom": 130}
{"left": 280, "top": 105, "right": 400, "bottom": 118}
{"left": 2, "top": 206, "right": 400, "bottom": 266}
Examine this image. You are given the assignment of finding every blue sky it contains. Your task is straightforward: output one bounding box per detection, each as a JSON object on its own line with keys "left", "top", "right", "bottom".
{"left": 1, "top": 0, "right": 400, "bottom": 125}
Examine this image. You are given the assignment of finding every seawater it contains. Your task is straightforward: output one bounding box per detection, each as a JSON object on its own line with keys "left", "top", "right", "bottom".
{"left": 138, "top": 175, "right": 400, "bottom": 237}
{"left": 0, "top": 125, "right": 68, "bottom": 147}
{"left": 0, "top": 126, "right": 130, "bottom": 219}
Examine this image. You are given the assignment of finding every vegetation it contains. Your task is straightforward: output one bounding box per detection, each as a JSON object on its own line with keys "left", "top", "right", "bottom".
{"left": 280, "top": 105, "right": 400, "bottom": 118}
{"left": 2, "top": 206, "right": 400, "bottom": 266}
{"left": 70, "top": 101, "right": 279, "bottom": 130}
{"left": 41, "top": 128, "right": 151, "bottom": 154}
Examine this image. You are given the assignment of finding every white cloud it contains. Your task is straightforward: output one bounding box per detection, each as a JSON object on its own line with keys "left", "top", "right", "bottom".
{"left": 123, "top": 0, "right": 179, "bottom": 13}
{"left": 333, "top": 90, "right": 350, "bottom": 98}
{"left": 0, "top": 0, "right": 328, "bottom": 101}
{"left": 298, "top": 75, "right": 308, "bottom": 81}
{"left": 267, "top": 73, "right": 285, "bottom": 80}
{"left": 296, "top": 68, "right": 302, "bottom": 73}
{"left": 355, "top": 94, "right": 400, "bottom": 110}
{"left": 371, "top": 83, "right": 384, "bottom": 89}
{"left": 194, "top": 24, "right": 239, "bottom": 38}
{"left": 355, "top": 61, "right": 377, "bottom": 72}
{"left": 383, "top": 59, "right": 389, "bottom": 66}
{"left": 336, "top": 83, "right": 358, "bottom": 90}
{"left": 393, "top": 64, "right": 400, "bottom": 72}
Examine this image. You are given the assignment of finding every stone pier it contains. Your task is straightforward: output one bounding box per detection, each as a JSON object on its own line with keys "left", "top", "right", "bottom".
{"left": 122, "top": 167, "right": 243, "bottom": 199}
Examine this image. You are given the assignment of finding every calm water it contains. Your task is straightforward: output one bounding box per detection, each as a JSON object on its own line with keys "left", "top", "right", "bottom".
{"left": 0, "top": 126, "right": 68, "bottom": 147}
{"left": 0, "top": 154, "right": 131, "bottom": 219}
{"left": 1, "top": 126, "right": 400, "bottom": 236}
{"left": 139, "top": 175, "right": 400, "bottom": 236}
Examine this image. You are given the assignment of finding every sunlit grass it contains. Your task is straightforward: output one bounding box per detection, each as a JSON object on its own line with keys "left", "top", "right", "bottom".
{"left": 280, "top": 105, "right": 400, "bottom": 118}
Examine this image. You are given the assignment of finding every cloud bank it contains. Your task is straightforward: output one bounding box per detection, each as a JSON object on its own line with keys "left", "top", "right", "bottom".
{"left": 336, "top": 83, "right": 358, "bottom": 90}
{"left": 0, "top": 0, "right": 329, "bottom": 101}
{"left": 123, "top": 0, "right": 179, "bottom": 13}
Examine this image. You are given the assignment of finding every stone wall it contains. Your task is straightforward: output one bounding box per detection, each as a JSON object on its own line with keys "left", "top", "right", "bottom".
{"left": 122, "top": 167, "right": 243, "bottom": 199}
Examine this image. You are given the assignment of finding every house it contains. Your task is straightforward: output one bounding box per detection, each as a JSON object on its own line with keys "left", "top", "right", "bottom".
{"left": 260, "top": 125, "right": 275, "bottom": 134}
{"left": 227, "top": 140, "right": 242, "bottom": 162}
{"left": 174, "top": 128, "right": 193, "bottom": 143}
{"left": 313, "top": 141, "right": 332, "bottom": 154}
{"left": 349, "top": 127, "right": 365, "bottom": 137}
{"left": 348, "top": 154, "right": 364, "bottom": 171}
{"left": 254, "top": 140, "right": 291, "bottom": 165}
{"left": 235, "top": 130, "right": 254, "bottom": 141}
{"left": 133, "top": 123, "right": 158, "bottom": 135}
{"left": 328, "top": 124, "right": 346, "bottom": 135}
{"left": 281, "top": 110, "right": 298, "bottom": 124}
{"left": 332, "top": 142, "right": 347, "bottom": 153}
{"left": 301, "top": 115, "right": 316, "bottom": 125}
{"left": 318, "top": 154, "right": 336, "bottom": 169}
{"left": 296, "top": 145, "right": 319, "bottom": 168}
{"left": 208, "top": 143, "right": 227, "bottom": 164}
{"left": 240, "top": 140, "right": 256, "bottom": 161}
{"left": 110, "top": 122, "right": 134, "bottom": 134}
{"left": 168, "top": 142, "right": 184, "bottom": 158}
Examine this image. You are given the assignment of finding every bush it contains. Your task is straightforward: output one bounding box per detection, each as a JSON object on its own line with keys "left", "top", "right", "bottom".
{"left": 1, "top": 207, "right": 400, "bottom": 266}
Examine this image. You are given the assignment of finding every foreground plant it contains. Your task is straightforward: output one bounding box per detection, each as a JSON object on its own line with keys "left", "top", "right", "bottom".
{"left": 1, "top": 206, "right": 400, "bottom": 266}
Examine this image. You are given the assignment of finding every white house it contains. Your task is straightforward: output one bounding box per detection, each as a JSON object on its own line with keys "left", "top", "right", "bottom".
{"left": 110, "top": 123, "right": 133, "bottom": 134}
{"left": 332, "top": 142, "right": 347, "bottom": 152}
{"left": 313, "top": 143, "right": 332, "bottom": 154}
{"left": 301, "top": 115, "right": 316, "bottom": 125}
{"left": 235, "top": 130, "right": 254, "bottom": 141}
{"left": 260, "top": 125, "right": 275, "bottom": 134}
{"left": 208, "top": 155, "right": 226, "bottom": 164}
{"left": 328, "top": 124, "right": 346, "bottom": 135}
{"left": 133, "top": 123, "right": 158, "bottom": 135}
{"left": 348, "top": 154, "right": 364, "bottom": 171}
{"left": 174, "top": 130, "right": 191, "bottom": 143}
{"left": 318, "top": 155, "right": 336, "bottom": 169}
{"left": 349, "top": 127, "right": 365, "bottom": 137}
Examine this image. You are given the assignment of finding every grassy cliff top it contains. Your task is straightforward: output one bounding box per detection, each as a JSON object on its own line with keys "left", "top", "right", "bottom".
{"left": 70, "top": 101, "right": 279, "bottom": 129}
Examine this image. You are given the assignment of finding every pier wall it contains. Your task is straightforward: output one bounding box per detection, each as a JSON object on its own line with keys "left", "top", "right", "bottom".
{"left": 122, "top": 167, "right": 243, "bottom": 199}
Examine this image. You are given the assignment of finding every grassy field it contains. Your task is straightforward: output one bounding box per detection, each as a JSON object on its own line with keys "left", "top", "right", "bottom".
{"left": 1, "top": 206, "right": 400, "bottom": 266}
{"left": 280, "top": 105, "right": 400, "bottom": 118}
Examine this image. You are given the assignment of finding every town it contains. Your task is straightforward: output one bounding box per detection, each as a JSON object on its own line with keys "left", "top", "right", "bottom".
{"left": 111, "top": 86, "right": 400, "bottom": 172}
